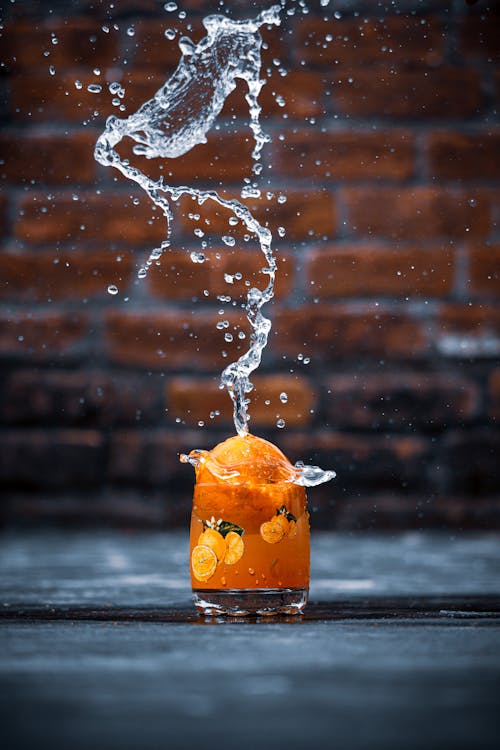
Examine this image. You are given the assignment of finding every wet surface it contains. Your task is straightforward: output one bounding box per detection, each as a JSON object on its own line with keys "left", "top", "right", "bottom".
{"left": 1, "top": 531, "right": 500, "bottom": 750}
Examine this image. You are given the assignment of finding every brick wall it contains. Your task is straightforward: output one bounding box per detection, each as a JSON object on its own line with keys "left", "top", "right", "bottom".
{"left": 0, "top": 0, "right": 499, "bottom": 529}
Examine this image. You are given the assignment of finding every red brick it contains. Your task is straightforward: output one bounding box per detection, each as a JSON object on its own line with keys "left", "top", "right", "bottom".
{"left": 223, "top": 70, "right": 325, "bottom": 120}
{"left": 438, "top": 303, "right": 500, "bottom": 333}
{"left": 273, "top": 304, "right": 428, "bottom": 359}
{"left": 0, "top": 430, "right": 104, "bottom": 487}
{"left": 441, "top": 429, "right": 500, "bottom": 495}
{"left": 0, "top": 249, "right": 134, "bottom": 301}
{"left": 325, "top": 372, "right": 479, "bottom": 430}
{"left": 14, "top": 192, "right": 166, "bottom": 245}
{"left": 260, "top": 69, "right": 324, "bottom": 119}
{"left": 2, "top": 18, "right": 119, "bottom": 71}
{"left": 127, "top": 18, "right": 205, "bottom": 70}
{"left": 296, "top": 15, "right": 444, "bottom": 67}
{"left": 130, "top": 19, "right": 283, "bottom": 72}
{"left": 166, "top": 373, "right": 315, "bottom": 428}
{"left": 469, "top": 244, "right": 500, "bottom": 295}
{"left": 1, "top": 493, "right": 173, "bottom": 528}
{"left": 428, "top": 131, "right": 500, "bottom": 180}
{"left": 1, "top": 370, "right": 162, "bottom": 426}
{"left": 177, "top": 189, "right": 337, "bottom": 241}
{"left": 0, "top": 312, "right": 89, "bottom": 359}
{"left": 0, "top": 194, "right": 7, "bottom": 239}
{"left": 459, "top": 10, "right": 500, "bottom": 60}
{"left": 118, "top": 131, "right": 255, "bottom": 185}
{"left": 148, "top": 248, "right": 293, "bottom": 302}
{"left": 307, "top": 244, "right": 454, "bottom": 298}
{"left": 333, "top": 68, "right": 482, "bottom": 119}
{"left": 342, "top": 187, "right": 490, "bottom": 239}
{"left": 274, "top": 130, "right": 414, "bottom": 180}
{"left": 333, "top": 495, "right": 500, "bottom": 532}
{"left": 109, "top": 428, "right": 214, "bottom": 486}
{"left": 0, "top": 131, "right": 97, "bottom": 184}
{"left": 436, "top": 304, "right": 500, "bottom": 357}
{"left": 280, "top": 430, "right": 430, "bottom": 490}
{"left": 10, "top": 71, "right": 158, "bottom": 123}
{"left": 105, "top": 309, "right": 249, "bottom": 370}
{"left": 253, "top": 190, "right": 336, "bottom": 241}
{"left": 489, "top": 369, "right": 500, "bottom": 420}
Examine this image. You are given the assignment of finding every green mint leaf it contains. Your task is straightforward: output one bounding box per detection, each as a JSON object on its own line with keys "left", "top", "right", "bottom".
{"left": 218, "top": 520, "right": 244, "bottom": 538}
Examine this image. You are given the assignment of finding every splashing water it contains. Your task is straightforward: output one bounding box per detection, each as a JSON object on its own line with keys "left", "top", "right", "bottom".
{"left": 95, "top": 3, "right": 334, "bottom": 487}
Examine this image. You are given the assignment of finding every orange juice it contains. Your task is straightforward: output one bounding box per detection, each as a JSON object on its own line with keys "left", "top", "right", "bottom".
{"left": 183, "top": 433, "right": 310, "bottom": 616}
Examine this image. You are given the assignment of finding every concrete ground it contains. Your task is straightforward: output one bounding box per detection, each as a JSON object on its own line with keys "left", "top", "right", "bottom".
{"left": 1, "top": 531, "right": 499, "bottom": 750}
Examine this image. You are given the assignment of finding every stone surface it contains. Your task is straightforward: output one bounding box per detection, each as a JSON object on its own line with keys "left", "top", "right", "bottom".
{"left": 1, "top": 532, "right": 500, "bottom": 750}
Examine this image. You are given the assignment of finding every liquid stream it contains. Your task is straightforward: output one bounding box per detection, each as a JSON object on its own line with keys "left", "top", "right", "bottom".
{"left": 95, "top": 3, "right": 334, "bottom": 488}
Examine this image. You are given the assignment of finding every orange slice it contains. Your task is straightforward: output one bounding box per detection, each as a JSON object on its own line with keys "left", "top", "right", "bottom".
{"left": 274, "top": 514, "right": 290, "bottom": 534}
{"left": 191, "top": 544, "right": 217, "bottom": 582}
{"left": 223, "top": 531, "right": 244, "bottom": 565}
{"left": 198, "top": 528, "right": 226, "bottom": 562}
{"left": 194, "top": 433, "right": 294, "bottom": 485}
{"left": 260, "top": 519, "right": 286, "bottom": 544}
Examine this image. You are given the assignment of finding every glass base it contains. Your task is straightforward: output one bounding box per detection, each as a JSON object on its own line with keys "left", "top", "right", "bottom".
{"left": 192, "top": 587, "right": 308, "bottom": 617}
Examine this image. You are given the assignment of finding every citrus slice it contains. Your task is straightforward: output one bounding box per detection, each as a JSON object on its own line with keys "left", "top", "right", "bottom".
{"left": 260, "top": 519, "right": 286, "bottom": 544}
{"left": 191, "top": 544, "right": 217, "bottom": 582}
{"left": 274, "top": 514, "right": 290, "bottom": 534}
{"left": 194, "top": 433, "right": 295, "bottom": 485}
{"left": 224, "top": 531, "right": 244, "bottom": 565}
{"left": 198, "top": 528, "right": 226, "bottom": 562}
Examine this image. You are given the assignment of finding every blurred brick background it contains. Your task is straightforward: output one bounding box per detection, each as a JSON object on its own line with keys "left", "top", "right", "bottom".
{"left": 0, "top": 0, "right": 499, "bottom": 529}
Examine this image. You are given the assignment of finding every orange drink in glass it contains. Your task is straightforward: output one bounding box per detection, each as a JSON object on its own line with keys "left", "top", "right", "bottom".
{"left": 182, "top": 433, "right": 310, "bottom": 616}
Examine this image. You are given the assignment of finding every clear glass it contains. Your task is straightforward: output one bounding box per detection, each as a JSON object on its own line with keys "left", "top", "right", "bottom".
{"left": 190, "top": 481, "right": 310, "bottom": 616}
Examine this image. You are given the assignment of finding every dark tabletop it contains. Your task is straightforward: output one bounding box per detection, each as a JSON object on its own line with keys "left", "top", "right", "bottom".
{"left": 1, "top": 531, "right": 500, "bottom": 750}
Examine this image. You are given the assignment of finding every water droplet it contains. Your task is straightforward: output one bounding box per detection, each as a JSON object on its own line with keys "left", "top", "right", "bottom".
{"left": 224, "top": 333, "right": 233, "bottom": 342}
{"left": 277, "top": 226, "right": 285, "bottom": 237}
{"left": 190, "top": 251, "right": 206, "bottom": 263}
{"left": 164, "top": 28, "right": 176, "bottom": 40}
{"left": 222, "top": 235, "right": 235, "bottom": 247}
{"left": 279, "top": 392, "right": 288, "bottom": 403}
{"left": 224, "top": 273, "right": 234, "bottom": 284}
{"left": 87, "top": 84, "right": 102, "bottom": 94}
{"left": 49, "top": 65, "right": 56, "bottom": 76}
{"left": 107, "top": 284, "right": 118, "bottom": 295}
{"left": 127, "top": 26, "right": 135, "bottom": 37}
{"left": 74, "top": 80, "right": 83, "bottom": 90}
{"left": 164, "top": 1, "right": 177, "bottom": 10}
{"left": 276, "top": 418, "right": 286, "bottom": 428}
{"left": 138, "top": 268, "right": 147, "bottom": 279}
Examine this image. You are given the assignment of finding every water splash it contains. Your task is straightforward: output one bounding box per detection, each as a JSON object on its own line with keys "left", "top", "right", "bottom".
{"left": 95, "top": 4, "right": 281, "bottom": 436}
{"left": 180, "top": 451, "right": 336, "bottom": 488}
{"left": 95, "top": 3, "right": 334, "bottom": 487}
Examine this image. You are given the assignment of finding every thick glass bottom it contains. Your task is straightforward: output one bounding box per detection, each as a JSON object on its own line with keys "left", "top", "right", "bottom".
{"left": 192, "top": 587, "right": 308, "bottom": 617}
